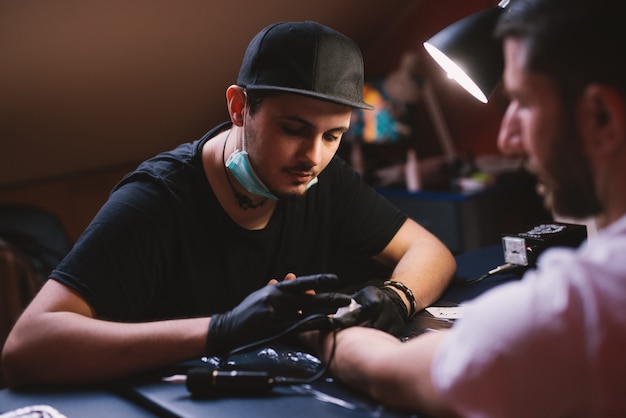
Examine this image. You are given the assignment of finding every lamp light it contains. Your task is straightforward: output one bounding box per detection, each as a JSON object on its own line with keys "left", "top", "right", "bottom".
{"left": 423, "top": 0, "right": 510, "bottom": 103}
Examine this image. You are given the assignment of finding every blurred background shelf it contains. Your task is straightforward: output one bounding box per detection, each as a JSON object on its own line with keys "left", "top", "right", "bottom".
{"left": 378, "top": 172, "right": 551, "bottom": 254}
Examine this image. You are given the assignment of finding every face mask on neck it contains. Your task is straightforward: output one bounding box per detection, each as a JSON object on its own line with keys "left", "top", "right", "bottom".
{"left": 225, "top": 149, "right": 279, "bottom": 200}
{"left": 226, "top": 149, "right": 320, "bottom": 200}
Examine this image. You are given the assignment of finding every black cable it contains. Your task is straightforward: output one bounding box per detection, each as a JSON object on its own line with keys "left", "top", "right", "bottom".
{"left": 220, "top": 313, "right": 329, "bottom": 360}
{"left": 219, "top": 313, "right": 338, "bottom": 384}
{"left": 461, "top": 262, "right": 522, "bottom": 286}
{"left": 275, "top": 322, "right": 338, "bottom": 385}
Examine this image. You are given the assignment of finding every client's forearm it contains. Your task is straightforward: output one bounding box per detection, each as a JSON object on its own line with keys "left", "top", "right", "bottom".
{"left": 319, "top": 327, "right": 453, "bottom": 416}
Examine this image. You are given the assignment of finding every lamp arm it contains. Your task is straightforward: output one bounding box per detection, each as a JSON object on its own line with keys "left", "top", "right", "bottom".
{"left": 422, "top": 79, "right": 457, "bottom": 165}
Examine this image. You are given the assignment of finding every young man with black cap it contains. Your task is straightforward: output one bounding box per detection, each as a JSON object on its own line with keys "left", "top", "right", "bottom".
{"left": 2, "top": 21, "right": 455, "bottom": 387}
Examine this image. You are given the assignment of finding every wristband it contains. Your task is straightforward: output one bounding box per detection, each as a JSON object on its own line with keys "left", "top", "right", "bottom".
{"left": 382, "top": 280, "right": 418, "bottom": 319}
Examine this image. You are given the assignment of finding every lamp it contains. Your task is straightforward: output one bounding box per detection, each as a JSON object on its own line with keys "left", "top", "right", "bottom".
{"left": 423, "top": 0, "right": 509, "bottom": 103}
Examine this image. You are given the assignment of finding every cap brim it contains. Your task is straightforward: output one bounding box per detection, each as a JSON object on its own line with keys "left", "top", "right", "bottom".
{"left": 245, "top": 85, "right": 375, "bottom": 110}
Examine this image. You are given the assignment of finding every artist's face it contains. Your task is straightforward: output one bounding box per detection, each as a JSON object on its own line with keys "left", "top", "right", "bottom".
{"left": 498, "top": 38, "right": 601, "bottom": 219}
{"left": 243, "top": 94, "right": 352, "bottom": 199}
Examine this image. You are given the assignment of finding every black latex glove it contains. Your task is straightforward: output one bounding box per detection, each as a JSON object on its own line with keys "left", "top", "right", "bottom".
{"left": 206, "top": 274, "right": 352, "bottom": 356}
{"left": 326, "top": 299, "right": 376, "bottom": 330}
{"left": 351, "top": 285, "right": 408, "bottom": 337}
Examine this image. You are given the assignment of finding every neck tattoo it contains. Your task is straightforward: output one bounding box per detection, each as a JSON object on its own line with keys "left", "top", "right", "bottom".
{"left": 222, "top": 131, "right": 268, "bottom": 210}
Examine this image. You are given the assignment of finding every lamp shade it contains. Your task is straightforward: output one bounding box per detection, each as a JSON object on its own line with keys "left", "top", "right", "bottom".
{"left": 423, "top": 6, "right": 505, "bottom": 103}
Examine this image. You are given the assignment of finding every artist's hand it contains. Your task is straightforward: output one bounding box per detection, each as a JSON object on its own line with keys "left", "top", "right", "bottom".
{"left": 351, "top": 286, "right": 407, "bottom": 336}
{"left": 206, "top": 274, "right": 351, "bottom": 356}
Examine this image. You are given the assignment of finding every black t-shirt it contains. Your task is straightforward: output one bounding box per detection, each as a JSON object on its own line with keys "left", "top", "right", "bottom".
{"left": 51, "top": 123, "right": 407, "bottom": 321}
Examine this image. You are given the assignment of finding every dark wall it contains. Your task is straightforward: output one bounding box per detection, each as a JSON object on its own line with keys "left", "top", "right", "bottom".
{"left": 0, "top": 0, "right": 507, "bottom": 241}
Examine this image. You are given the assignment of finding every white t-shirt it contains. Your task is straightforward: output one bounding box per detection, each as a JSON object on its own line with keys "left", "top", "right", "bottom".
{"left": 432, "top": 214, "right": 626, "bottom": 418}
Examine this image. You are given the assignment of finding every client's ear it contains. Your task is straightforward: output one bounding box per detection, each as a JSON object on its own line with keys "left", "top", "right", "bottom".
{"left": 579, "top": 84, "right": 626, "bottom": 156}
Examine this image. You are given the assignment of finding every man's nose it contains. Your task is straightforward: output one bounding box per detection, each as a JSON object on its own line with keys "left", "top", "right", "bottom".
{"left": 300, "top": 137, "right": 323, "bottom": 166}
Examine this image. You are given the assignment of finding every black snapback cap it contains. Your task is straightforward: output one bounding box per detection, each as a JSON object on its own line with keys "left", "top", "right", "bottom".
{"left": 237, "top": 21, "right": 374, "bottom": 110}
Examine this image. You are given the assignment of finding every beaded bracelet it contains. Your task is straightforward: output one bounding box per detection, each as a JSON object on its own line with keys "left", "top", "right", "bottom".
{"left": 382, "top": 280, "right": 418, "bottom": 319}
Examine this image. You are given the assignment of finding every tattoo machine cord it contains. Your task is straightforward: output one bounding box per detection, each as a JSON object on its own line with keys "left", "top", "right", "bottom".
{"left": 185, "top": 314, "right": 339, "bottom": 396}
{"left": 460, "top": 262, "right": 523, "bottom": 286}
